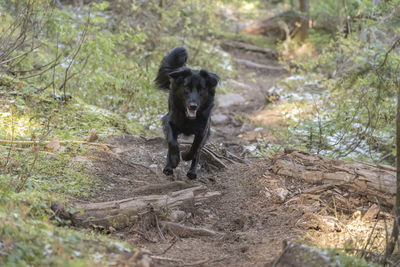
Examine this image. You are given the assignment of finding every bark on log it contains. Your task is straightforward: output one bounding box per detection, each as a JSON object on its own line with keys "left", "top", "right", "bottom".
{"left": 221, "top": 41, "right": 278, "bottom": 59}
{"left": 272, "top": 149, "right": 395, "bottom": 207}
{"left": 53, "top": 186, "right": 221, "bottom": 229}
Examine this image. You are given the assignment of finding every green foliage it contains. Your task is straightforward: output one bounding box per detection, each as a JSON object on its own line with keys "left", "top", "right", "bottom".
{"left": 276, "top": 0, "right": 400, "bottom": 164}
{"left": 0, "top": 197, "right": 132, "bottom": 266}
{"left": 0, "top": 0, "right": 237, "bottom": 265}
{"left": 327, "top": 249, "right": 380, "bottom": 267}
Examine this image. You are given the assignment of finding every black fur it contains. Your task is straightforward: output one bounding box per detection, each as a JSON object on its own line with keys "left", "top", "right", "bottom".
{"left": 155, "top": 46, "right": 188, "bottom": 91}
{"left": 155, "top": 47, "right": 219, "bottom": 179}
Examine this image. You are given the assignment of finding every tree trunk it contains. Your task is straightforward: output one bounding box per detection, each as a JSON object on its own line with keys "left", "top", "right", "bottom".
{"left": 298, "top": 0, "right": 309, "bottom": 41}
{"left": 385, "top": 86, "right": 400, "bottom": 258}
{"left": 272, "top": 149, "right": 396, "bottom": 207}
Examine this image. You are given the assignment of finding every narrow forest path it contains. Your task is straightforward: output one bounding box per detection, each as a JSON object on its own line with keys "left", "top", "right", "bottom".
{"left": 80, "top": 42, "right": 307, "bottom": 266}
{"left": 70, "top": 41, "right": 389, "bottom": 266}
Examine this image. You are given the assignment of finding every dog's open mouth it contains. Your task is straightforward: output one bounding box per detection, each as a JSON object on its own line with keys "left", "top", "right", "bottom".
{"left": 186, "top": 107, "right": 197, "bottom": 119}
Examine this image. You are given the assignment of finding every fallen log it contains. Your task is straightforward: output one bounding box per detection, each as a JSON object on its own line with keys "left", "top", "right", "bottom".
{"left": 221, "top": 41, "right": 278, "bottom": 59}
{"left": 272, "top": 149, "right": 395, "bottom": 207}
{"left": 241, "top": 10, "right": 302, "bottom": 40}
{"left": 233, "top": 58, "right": 285, "bottom": 71}
{"left": 52, "top": 186, "right": 221, "bottom": 229}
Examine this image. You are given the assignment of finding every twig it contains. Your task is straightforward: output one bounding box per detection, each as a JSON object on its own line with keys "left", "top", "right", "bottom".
{"left": 160, "top": 221, "right": 218, "bottom": 237}
{"left": 154, "top": 213, "right": 166, "bottom": 241}
{"left": 130, "top": 229, "right": 157, "bottom": 243}
{"left": 3, "top": 105, "right": 14, "bottom": 172}
{"left": 0, "top": 139, "right": 116, "bottom": 149}
{"left": 150, "top": 255, "right": 226, "bottom": 266}
{"left": 150, "top": 255, "right": 183, "bottom": 264}
{"left": 181, "top": 257, "right": 226, "bottom": 266}
{"left": 180, "top": 141, "right": 228, "bottom": 168}
{"left": 156, "top": 238, "right": 177, "bottom": 255}
{"left": 379, "top": 37, "right": 400, "bottom": 69}
{"left": 340, "top": 248, "right": 384, "bottom": 259}
{"left": 19, "top": 54, "right": 62, "bottom": 79}
{"left": 59, "top": 10, "right": 90, "bottom": 98}
{"left": 16, "top": 142, "right": 39, "bottom": 192}
{"left": 226, "top": 150, "right": 248, "bottom": 164}
{"left": 0, "top": 145, "right": 56, "bottom": 155}
{"left": 109, "top": 152, "right": 157, "bottom": 176}
{"left": 302, "top": 184, "right": 333, "bottom": 194}
{"left": 0, "top": 44, "right": 40, "bottom": 65}
{"left": 202, "top": 147, "right": 228, "bottom": 168}
{"left": 361, "top": 200, "right": 382, "bottom": 258}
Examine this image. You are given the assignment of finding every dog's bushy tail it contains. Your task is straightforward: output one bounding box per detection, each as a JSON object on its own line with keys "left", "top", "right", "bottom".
{"left": 155, "top": 46, "right": 188, "bottom": 90}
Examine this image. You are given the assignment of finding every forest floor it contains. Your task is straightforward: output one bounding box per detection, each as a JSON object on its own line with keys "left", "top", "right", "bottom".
{"left": 74, "top": 42, "right": 389, "bottom": 266}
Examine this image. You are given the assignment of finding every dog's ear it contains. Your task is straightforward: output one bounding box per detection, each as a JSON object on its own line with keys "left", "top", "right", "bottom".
{"left": 200, "top": 69, "right": 219, "bottom": 90}
{"left": 168, "top": 68, "right": 191, "bottom": 89}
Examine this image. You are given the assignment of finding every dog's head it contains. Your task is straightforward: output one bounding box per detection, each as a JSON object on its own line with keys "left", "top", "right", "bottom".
{"left": 169, "top": 68, "right": 219, "bottom": 119}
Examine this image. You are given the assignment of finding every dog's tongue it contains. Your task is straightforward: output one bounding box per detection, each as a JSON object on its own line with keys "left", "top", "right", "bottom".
{"left": 186, "top": 107, "right": 197, "bottom": 118}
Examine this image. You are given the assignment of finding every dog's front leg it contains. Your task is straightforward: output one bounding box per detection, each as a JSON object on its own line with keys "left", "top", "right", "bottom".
{"left": 185, "top": 130, "right": 209, "bottom": 179}
{"left": 163, "top": 123, "right": 180, "bottom": 176}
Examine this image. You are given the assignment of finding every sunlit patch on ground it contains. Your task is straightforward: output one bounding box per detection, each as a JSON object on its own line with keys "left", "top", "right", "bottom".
{"left": 304, "top": 213, "right": 390, "bottom": 260}
{"left": 259, "top": 169, "right": 392, "bottom": 263}
{"left": 0, "top": 112, "right": 41, "bottom": 139}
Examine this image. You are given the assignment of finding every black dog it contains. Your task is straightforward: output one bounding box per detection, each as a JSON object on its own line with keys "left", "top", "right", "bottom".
{"left": 155, "top": 47, "right": 219, "bottom": 179}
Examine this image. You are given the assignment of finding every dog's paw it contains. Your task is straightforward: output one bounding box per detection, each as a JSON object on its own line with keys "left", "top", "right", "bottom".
{"left": 163, "top": 167, "right": 174, "bottom": 176}
{"left": 170, "top": 153, "right": 180, "bottom": 168}
{"left": 169, "top": 146, "right": 180, "bottom": 168}
{"left": 186, "top": 171, "right": 197, "bottom": 180}
{"left": 181, "top": 151, "right": 193, "bottom": 161}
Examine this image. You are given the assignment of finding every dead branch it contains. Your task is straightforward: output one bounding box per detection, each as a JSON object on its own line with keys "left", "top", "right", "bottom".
{"left": 160, "top": 221, "right": 218, "bottom": 238}
{"left": 0, "top": 45, "right": 40, "bottom": 65}
{"left": 180, "top": 141, "right": 228, "bottom": 168}
{"left": 201, "top": 147, "right": 228, "bottom": 168}
{"left": 302, "top": 184, "right": 334, "bottom": 194}
{"left": 0, "top": 145, "right": 56, "bottom": 155}
{"left": 19, "top": 53, "right": 62, "bottom": 79}
{"left": 155, "top": 213, "right": 166, "bottom": 241}
{"left": 59, "top": 10, "right": 90, "bottom": 98}
{"left": 0, "top": 139, "right": 116, "bottom": 150}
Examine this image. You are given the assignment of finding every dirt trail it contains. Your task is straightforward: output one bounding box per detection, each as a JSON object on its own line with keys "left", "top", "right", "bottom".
{"left": 84, "top": 44, "right": 309, "bottom": 266}
{"left": 82, "top": 44, "right": 321, "bottom": 266}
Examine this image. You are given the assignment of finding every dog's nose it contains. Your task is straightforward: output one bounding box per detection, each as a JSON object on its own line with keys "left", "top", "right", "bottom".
{"left": 189, "top": 104, "right": 198, "bottom": 110}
